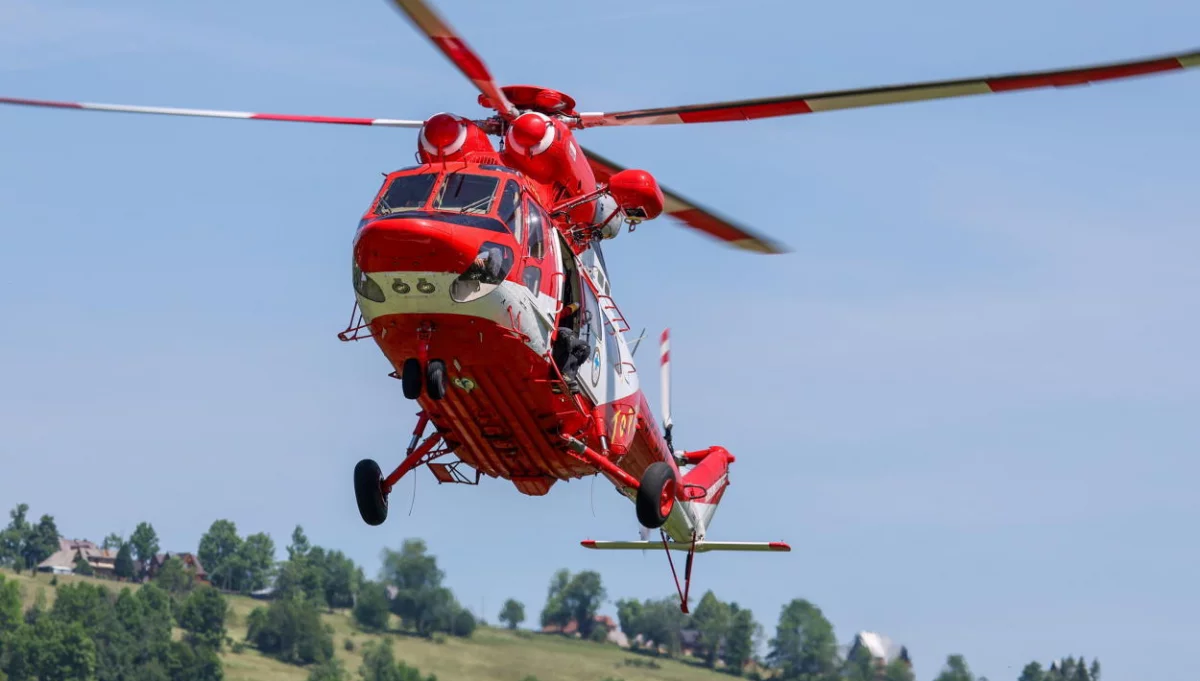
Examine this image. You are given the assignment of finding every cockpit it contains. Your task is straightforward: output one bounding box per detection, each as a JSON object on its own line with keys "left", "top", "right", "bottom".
{"left": 372, "top": 165, "right": 524, "bottom": 232}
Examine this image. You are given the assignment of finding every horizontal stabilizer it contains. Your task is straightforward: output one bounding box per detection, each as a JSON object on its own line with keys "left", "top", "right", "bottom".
{"left": 581, "top": 539, "right": 791, "bottom": 553}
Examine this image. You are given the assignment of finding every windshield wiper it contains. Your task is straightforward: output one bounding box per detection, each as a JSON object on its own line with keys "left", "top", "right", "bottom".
{"left": 458, "top": 195, "right": 493, "bottom": 214}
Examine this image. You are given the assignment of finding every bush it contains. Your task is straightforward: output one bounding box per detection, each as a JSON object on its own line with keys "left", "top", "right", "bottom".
{"left": 343, "top": 638, "right": 355, "bottom": 652}
{"left": 450, "top": 609, "right": 476, "bottom": 638}
{"left": 588, "top": 625, "right": 609, "bottom": 643}
{"left": 352, "top": 581, "right": 391, "bottom": 632}
{"left": 246, "top": 597, "right": 334, "bottom": 665}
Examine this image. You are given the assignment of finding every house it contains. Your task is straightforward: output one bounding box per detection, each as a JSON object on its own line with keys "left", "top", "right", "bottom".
{"left": 541, "top": 614, "right": 622, "bottom": 645}
{"left": 144, "top": 552, "right": 209, "bottom": 583}
{"left": 845, "top": 631, "right": 912, "bottom": 677}
{"left": 37, "top": 538, "right": 118, "bottom": 578}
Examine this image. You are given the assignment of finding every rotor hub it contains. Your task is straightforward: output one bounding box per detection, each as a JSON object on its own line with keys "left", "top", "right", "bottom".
{"left": 479, "top": 85, "right": 577, "bottom": 117}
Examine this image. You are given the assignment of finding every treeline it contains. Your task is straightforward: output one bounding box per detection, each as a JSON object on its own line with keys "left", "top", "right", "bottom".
{"left": 0, "top": 502, "right": 1103, "bottom": 681}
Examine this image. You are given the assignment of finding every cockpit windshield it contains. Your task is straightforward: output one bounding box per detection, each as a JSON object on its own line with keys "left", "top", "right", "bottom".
{"left": 432, "top": 173, "right": 500, "bottom": 214}
{"left": 375, "top": 173, "right": 437, "bottom": 215}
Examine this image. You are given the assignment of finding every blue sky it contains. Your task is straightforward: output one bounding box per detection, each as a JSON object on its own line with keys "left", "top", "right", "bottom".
{"left": 2, "top": 0, "right": 1198, "bottom": 679}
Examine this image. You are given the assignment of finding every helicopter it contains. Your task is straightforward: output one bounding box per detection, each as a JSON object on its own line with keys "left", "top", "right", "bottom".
{"left": 2, "top": 0, "right": 1195, "bottom": 612}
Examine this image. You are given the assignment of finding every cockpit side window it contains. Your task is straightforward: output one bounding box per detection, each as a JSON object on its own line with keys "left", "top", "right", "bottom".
{"left": 432, "top": 173, "right": 500, "bottom": 214}
{"left": 497, "top": 179, "right": 523, "bottom": 242}
{"left": 374, "top": 173, "right": 438, "bottom": 215}
{"left": 525, "top": 200, "right": 547, "bottom": 260}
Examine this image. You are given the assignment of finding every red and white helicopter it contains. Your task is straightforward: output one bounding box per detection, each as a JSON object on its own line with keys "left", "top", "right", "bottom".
{"left": 3, "top": 0, "right": 1196, "bottom": 611}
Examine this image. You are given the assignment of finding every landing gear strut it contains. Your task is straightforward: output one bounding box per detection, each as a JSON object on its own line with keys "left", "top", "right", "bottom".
{"left": 353, "top": 412, "right": 443, "bottom": 526}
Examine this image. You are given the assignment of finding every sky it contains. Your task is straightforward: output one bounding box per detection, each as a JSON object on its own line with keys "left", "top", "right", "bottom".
{"left": 1, "top": 0, "right": 1198, "bottom": 679}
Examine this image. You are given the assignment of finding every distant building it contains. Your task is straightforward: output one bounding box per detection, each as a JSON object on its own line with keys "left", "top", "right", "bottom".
{"left": 845, "top": 631, "right": 912, "bottom": 678}
{"left": 541, "top": 614, "right": 622, "bottom": 645}
{"left": 37, "top": 538, "right": 118, "bottom": 577}
{"left": 144, "top": 552, "right": 209, "bottom": 583}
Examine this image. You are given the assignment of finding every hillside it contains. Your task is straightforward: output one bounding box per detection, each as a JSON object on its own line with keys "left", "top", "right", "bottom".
{"left": 4, "top": 569, "right": 735, "bottom": 681}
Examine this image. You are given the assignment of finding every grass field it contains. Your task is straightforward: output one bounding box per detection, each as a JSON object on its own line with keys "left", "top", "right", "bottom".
{"left": 4, "top": 569, "right": 737, "bottom": 681}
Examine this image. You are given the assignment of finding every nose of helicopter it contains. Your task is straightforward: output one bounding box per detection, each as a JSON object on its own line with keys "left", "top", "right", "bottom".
{"left": 353, "top": 216, "right": 477, "bottom": 274}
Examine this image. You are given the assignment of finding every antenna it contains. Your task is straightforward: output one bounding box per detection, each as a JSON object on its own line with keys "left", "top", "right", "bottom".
{"left": 630, "top": 328, "right": 647, "bottom": 356}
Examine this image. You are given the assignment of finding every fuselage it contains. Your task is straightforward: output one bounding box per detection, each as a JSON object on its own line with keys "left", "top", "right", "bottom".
{"left": 349, "top": 95, "right": 723, "bottom": 542}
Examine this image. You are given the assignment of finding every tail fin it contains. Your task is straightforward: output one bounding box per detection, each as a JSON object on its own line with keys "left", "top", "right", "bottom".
{"left": 661, "top": 329, "right": 673, "bottom": 452}
{"left": 678, "top": 446, "right": 734, "bottom": 538}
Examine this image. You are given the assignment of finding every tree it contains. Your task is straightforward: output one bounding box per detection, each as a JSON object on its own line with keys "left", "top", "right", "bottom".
{"left": 73, "top": 553, "right": 94, "bottom": 576}
{"left": 114, "top": 543, "right": 135, "bottom": 580}
{"left": 129, "top": 521, "right": 160, "bottom": 566}
{"left": 540, "top": 569, "right": 606, "bottom": 638}
{"left": 0, "top": 503, "right": 30, "bottom": 568}
{"left": 307, "top": 657, "right": 348, "bottom": 681}
{"left": 884, "top": 659, "right": 916, "bottom": 681}
{"left": 766, "top": 598, "right": 839, "bottom": 681}
{"left": 616, "top": 596, "right": 686, "bottom": 656}
{"left": 287, "top": 525, "right": 312, "bottom": 561}
{"left": 237, "top": 532, "right": 277, "bottom": 593}
{"left": 4, "top": 616, "right": 97, "bottom": 681}
{"left": 691, "top": 590, "right": 732, "bottom": 668}
{"left": 180, "top": 585, "right": 229, "bottom": 649}
{"left": 101, "top": 532, "right": 124, "bottom": 551}
{"left": 318, "top": 549, "right": 360, "bottom": 611}
{"left": 499, "top": 599, "right": 525, "bottom": 629}
{"left": 0, "top": 574, "right": 21, "bottom": 634}
{"left": 723, "top": 604, "right": 758, "bottom": 674}
{"left": 358, "top": 639, "right": 437, "bottom": 681}
{"left": 1018, "top": 662, "right": 1045, "bottom": 681}
{"left": 154, "top": 556, "right": 197, "bottom": 597}
{"left": 353, "top": 581, "right": 392, "bottom": 632}
{"left": 246, "top": 597, "right": 334, "bottom": 665}
{"left": 197, "top": 520, "right": 243, "bottom": 591}
{"left": 1089, "top": 659, "right": 1101, "bottom": 681}
{"left": 381, "top": 539, "right": 463, "bottom": 637}
{"left": 540, "top": 569, "right": 571, "bottom": 628}
{"left": 933, "top": 654, "right": 975, "bottom": 681}
{"left": 843, "top": 642, "right": 876, "bottom": 681}
{"left": 562, "top": 571, "right": 606, "bottom": 639}
{"left": 21, "top": 515, "right": 60, "bottom": 571}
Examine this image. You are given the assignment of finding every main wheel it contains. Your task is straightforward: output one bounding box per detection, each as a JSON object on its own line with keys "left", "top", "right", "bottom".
{"left": 401, "top": 358, "right": 422, "bottom": 400}
{"left": 426, "top": 359, "right": 447, "bottom": 400}
{"left": 636, "top": 461, "right": 677, "bottom": 529}
{"left": 353, "top": 458, "right": 388, "bottom": 526}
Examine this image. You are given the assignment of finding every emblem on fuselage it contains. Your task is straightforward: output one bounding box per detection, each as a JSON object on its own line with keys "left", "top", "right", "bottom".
{"left": 590, "top": 340, "right": 602, "bottom": 387}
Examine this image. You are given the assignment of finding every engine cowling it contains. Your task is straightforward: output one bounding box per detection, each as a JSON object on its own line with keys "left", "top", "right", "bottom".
{"left": 607, "top": 169, "right": 664, "bottom": 221}
{"left": 417, "top": 112, "right": 497, "bottom": 163}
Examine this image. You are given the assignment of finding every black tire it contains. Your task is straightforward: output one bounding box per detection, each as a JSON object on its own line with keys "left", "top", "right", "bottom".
{"left": 353, "top": 458, "right": 388, "bottom": 526}
{"left": 401, "top": 358, "right": 422, "bottom": 400}
{"left": 426, "top": 359, "right": 447, "bottom": 400}
{"left": 636, "top": 461, "right": 677, "bottom": 529}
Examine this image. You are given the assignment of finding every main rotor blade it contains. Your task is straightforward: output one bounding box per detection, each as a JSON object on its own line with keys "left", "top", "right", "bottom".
{"left": 583, "top": 147, "right": 788, "bottom": 254}
{"left": 579, "top": 47, "right": 1200, "bottom": 127}
{"left": 0, "top": 96, "right": 425, "bottom": 128}
{"left": 386, "top": 0, "right": 518, "bottom": 120}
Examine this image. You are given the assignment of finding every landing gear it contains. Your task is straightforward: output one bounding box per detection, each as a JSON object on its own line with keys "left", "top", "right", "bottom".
{"left": 399, "top": 323, "right": 447, "bottom": 401}
{"left": 401, "top": 358, "right": 422, "bottom": 399}
{"left": 353, "top": 459, "right": 388, "bottom": 526}
{"left": 636, "top": 461, "right": 676, "bottom": 529}
{"left": 354, "top": 412, "right": 448, "bottom": 527}
{"left": 426, "top": 360, "right": 447, "bottom": 400}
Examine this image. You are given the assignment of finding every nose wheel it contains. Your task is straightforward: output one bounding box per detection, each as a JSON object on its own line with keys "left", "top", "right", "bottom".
{"left": 400, "top": 358, "right": 448, "bottom": 400}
